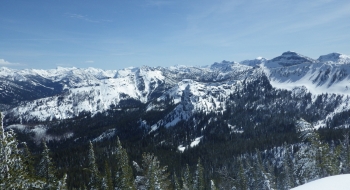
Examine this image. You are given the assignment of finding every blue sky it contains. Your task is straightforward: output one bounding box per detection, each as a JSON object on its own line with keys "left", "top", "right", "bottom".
{"left": 1, "top": 0, "right": 350, "bottom": 70}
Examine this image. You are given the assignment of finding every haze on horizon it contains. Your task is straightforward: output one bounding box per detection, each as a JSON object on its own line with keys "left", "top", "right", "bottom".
{"left": 1, "top": 0, "right": 350, "bottom": 70}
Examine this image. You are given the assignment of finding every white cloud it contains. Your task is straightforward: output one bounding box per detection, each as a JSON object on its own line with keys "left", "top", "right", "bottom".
{"left": 0, "top": 59, "right": 21, "bottom": 66}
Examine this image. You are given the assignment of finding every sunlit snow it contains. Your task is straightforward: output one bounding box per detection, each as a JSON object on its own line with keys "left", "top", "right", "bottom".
{"left": 291, "top": 174, "right": 350, "bottom": 190}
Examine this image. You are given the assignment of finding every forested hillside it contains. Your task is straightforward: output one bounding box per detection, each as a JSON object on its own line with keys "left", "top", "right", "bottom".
{"left": 2, "top": 52, "right": 350, "bottom": 189}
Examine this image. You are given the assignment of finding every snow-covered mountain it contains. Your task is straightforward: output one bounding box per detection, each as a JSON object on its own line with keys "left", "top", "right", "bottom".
{"left": 264, "top": 52, "right": 350, "bottom": 94}
{"left": 318, "top": 52, "right": 350, "bottom": 64}
{"left": 2, "top": 51, "right": 350, "bottom": 134}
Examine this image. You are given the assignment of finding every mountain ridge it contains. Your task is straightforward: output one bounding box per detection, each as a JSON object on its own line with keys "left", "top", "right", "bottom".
{"left": 2, "top": 51, "right": 350, "bottom": 122}
{"left": 2, "top": 51, "right": 350, "bottom": 144}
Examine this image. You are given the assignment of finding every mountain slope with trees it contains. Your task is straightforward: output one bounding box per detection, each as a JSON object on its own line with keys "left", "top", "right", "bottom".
{"left": 2, "top": 51, "right": 350, "bottom": 189}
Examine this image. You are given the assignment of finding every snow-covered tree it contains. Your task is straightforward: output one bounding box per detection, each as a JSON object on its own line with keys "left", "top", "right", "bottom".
{"left": 210, "top": 180, "right": 217, "bottom": 190}
{"left": 182, "top": 164, "right": 192, "bottom": 190}
{"left": 115, "top": 137, "right": 135, "bottom": 190}
{"left": 216, "top": 165, "right": 235, "bottom": 190}
{"left": 193, "top": 158, "right": 204, "bottom": 190}
{"left": 318, "top": 141, "right": 340, "bottom": 177}
{"left": 38, "top": 141, "right": 58, "bottom": 189}
{"left": 282, "top": 143, "right": 295, "bottom": 189}
{"left": 173, "top": 172, "right": 180, "bottom": 190}
{"left": 253, "top": 149, "right": 275, "bottom": 190}
{"left": 237, "top": 157, "right": 247, "bottom": 190}
{"left": 22, "top": 142, "right": 35, "bottom": 178}
{"left": 294, "top": 119, "right": 321, "bottom": 183}
{"left": 57, "top": 173, "right": 68, "bottom": 190}
{"left": 0, "top": 112, "right": 41, "bottom": 189}
{"left": 101, "top": 177, "right": 108, "bottom": 190}
{"left": 136, "top": 152, "right": 170, "bottom": 190}
{"left": 339, "top": 132, "right": 350, "bottom": 173}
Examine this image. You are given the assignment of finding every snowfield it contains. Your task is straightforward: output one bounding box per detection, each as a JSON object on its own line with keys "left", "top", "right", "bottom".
{"left": 291, "top": 174, "right": 350, "bottom": 190}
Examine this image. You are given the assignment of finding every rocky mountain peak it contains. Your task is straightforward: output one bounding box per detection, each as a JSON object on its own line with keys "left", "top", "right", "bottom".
{"left": 318, "top": 52, "right": 350, "bottom": 64}
{"left": 265, "top": 51, "right": 316, "bottom": 67}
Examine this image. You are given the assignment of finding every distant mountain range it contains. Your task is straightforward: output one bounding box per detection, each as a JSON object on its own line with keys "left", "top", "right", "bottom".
{"left": 2, "top": 51, "right": 350, "bottom": 144}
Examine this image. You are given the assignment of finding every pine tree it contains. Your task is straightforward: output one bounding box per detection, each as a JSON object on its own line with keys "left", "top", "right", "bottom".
{"left": 38, "top": 141, "right": 58, "bottom": 189}
{"left": 237, "top": 157, "right": 247, "bottom": 190}
{"left": 319, "top": 141, "right": 340, "bottom": 177}
{"left": 210, "top": 180, "right": 217, "bottom": 190}
{"left": 104, "top": 161, "right": 113, "bottom": 190}
{"left": 0, "top": 112, "right": 25, "bottom": 189}
{"left": 294, "top": 144, "right": 318, "bottom": 184}
{"left": 101, "top": 177, "right": 108, "bottom": 190}
{"left": 115, "top": 137, "right": 135, "bottom": 190}
{"left": 282, "top": 144, "right": 294, "bottom": 189}
{"left": 295, "top": 119, "right": 321, "bottom": 182}
{"left": 22, "top": 142, "right": 35, "bottom": 178}
{"left": 182, "top": 164, "right": 192, "bottom": 190}
{"left": 193, "top": 158, "right": 204, "bottom": 190}
{"left": 173, "top": 172, "right": 181, "bottom": 190}
{"left": 0, "top": 112, "right": 41, "bottom": 189}
{"left": 255, "top": 149, "right": 275, "bottom": 190}
{"left": 216, "top": 165, "right": 235, "bottom": 190}
{"left": 340, "top": 132, "right": 350, "bottom": 173}
{"left": 266, "top": 161, "right": 277, "bottom": 190}
{"left": 57, "top": 173, "right": 68, "bottom": 190}
{"left": 87, "top": 141, "right": 100, "bottom": 190}
{"left": 245, "top": 156, "right": 257, "bottom": 189}
{"left": 138, "top": 152, "right": 171, "bottom": 190}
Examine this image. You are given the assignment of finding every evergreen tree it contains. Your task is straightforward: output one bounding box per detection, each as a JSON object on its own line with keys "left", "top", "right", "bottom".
{"left": 173, "top": 172, "right": 181, "bottom": 190}
{"left": 237, "top": 157, "right": 247, "bottom": 190}
{"left": 57, "top": 173, "right": 68, "bottom": 190}
{"left": 137, "top": 152, "right": 171, "bottom": 190}
{"left": 216, "top": 165, "right": 235, "bottom": 190}
{"left": 22, "top": 142, "right": 35, "bottom": 178}
{"left": 193, "top": 158, "right": 204, "bottom": 190}
{"left": 0, "top": 112, "right": 29, "bottom": 189}
{"left": 294, "top": 144, "right": 317, "bottom": 184}
{"left": 295, "top": 119, "right": 320, "bottom": 182}
{"left": 101, "top": 177, "right": 108, "bottom": 190}
{"left": 87, "top": 141, "right": 100, "bottom": 190}
{"left": 210, "top": 180, "right": 217, "bottom": 190}
{"left": 282, "top": 144, "right": 294, "bottom": 189}
{"left": 115, "top": 137, "right": 135, "bottom": 190}
{"left": 319, "top": 142, "right": 340, "bottom": 177}
{"left": 182, "top": 164, "right": 192, "bottom": 190}
{"left": 0, "top": 112, "right": 42, "bottom": 189}
{"left": 255, "top": 149, "right": 275, "bottom": 190}
{"left": 38, "top": 141, "right": 58, "bottom": 189}
{"left": 340, "top": 132, "right": 350, "bottom": 173}
{"left": 266, "top": 161, "right": 277, "bottom": 190}
{"left": 104, "top": 161, "right": 113, "bottom": 190}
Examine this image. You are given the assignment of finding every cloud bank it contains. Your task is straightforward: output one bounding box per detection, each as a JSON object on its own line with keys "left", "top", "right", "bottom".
{"left": 0, "top": 59, "right": 21, "bottom": 66}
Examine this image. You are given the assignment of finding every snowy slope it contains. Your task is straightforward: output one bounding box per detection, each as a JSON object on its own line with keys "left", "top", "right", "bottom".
{"left": 240, "top": 57, "right": 266, "bottom": 67}
{"left": 3, "top": 51, "right": 350, "bottom": 125}
{"left": 5, "top": 66, "right": 167, "bottom": 122}
{"left": 148, "top": 79, "right": 242, "bottom": 130}
{"left": 318, "top": 52, "right": 350, "bottom": 64}
{"left": 291, "top": 174, "right": 350, "bottom": 190}
{"left": 261, "top": 52, "right": 350, "bottom": 95}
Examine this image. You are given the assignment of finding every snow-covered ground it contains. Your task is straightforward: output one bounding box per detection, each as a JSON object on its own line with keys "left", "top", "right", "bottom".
{"left": 291, "top": 174, "right": 350, "bottom": 190}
